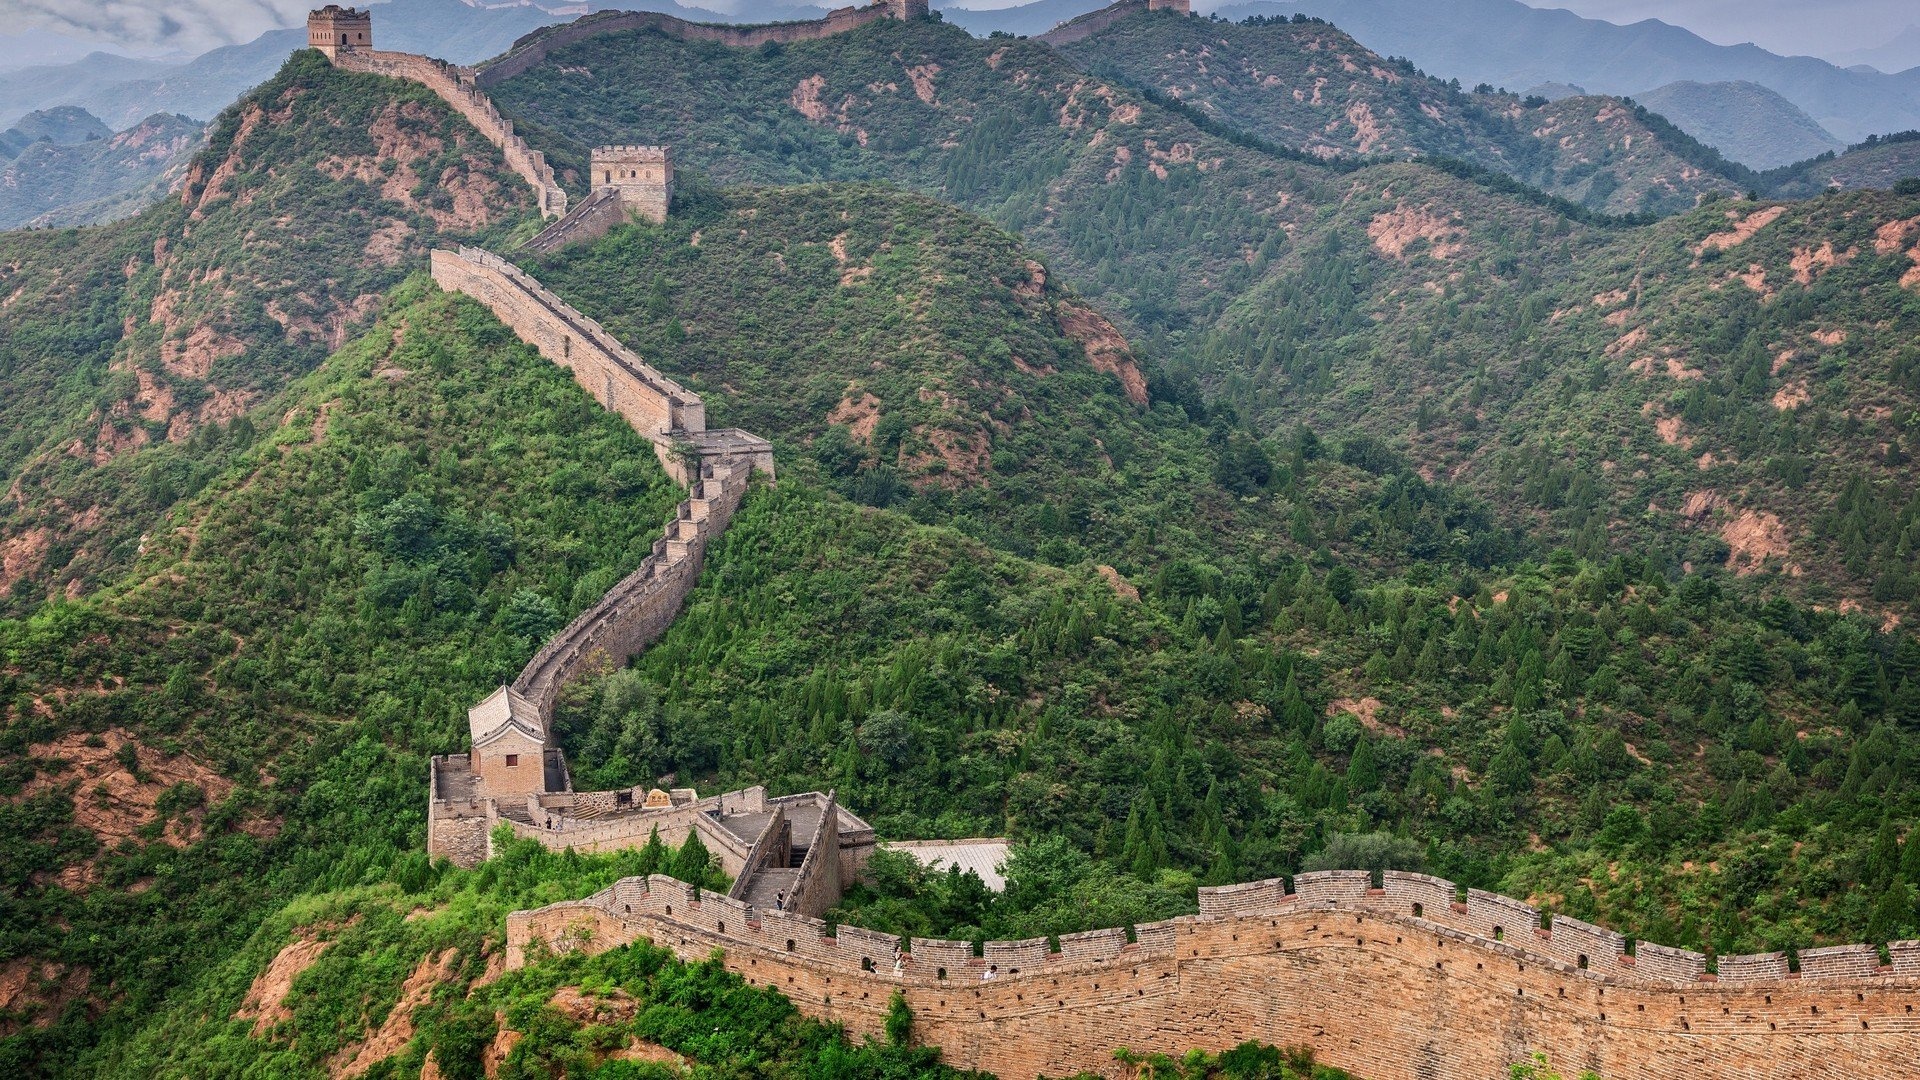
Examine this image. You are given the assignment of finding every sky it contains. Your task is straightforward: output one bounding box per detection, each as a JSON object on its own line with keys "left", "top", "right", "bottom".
{"left": 0, "top": 0, "right": 1915, "bottom": 65}
{"left": 1539, "top": 0, "right": 1918, "bottom": 64}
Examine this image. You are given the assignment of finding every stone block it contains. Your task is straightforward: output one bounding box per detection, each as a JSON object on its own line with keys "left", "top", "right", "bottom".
{"left": 1631, "top": 941, "right": 1706, "bottom": 983}
{"left": 983, "top": 937, "right": 1052, "bottom": 972}
{"left": 1197, "top": 877, "right": 1287, "bottom": 916}
{"left": 1057, "top": 927, "right": 1126, "bottom": 963}
{"left": 1291, "top": 870, "right": 1371, "bottom": 903}
{"left": 1714, "top": 952, "right": 1788, "bottom": 984}
{"left": 1798, "top": 943, "right": 1881, "bottom": 980}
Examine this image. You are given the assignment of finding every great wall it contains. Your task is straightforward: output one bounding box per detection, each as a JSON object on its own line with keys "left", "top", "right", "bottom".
{"left": 303, "top": 7, "right": 1920, "bottom": 1076}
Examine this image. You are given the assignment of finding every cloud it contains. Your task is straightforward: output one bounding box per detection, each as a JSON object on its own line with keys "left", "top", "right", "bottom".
{"left": 0, "top": 0, "right": 313, "bottom": 53}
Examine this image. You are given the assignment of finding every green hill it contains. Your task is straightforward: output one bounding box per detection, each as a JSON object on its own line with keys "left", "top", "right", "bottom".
{"left": 6, "top": 21, "right": 1920, "bottom": 1080}
{"left": 1051, "top": 9, "right": 1743, "bottom": 215}
{"left": 1632, "top": 80, "right": 1844, "bottom": 171}
{"left": 0, "top": 50, "right": 539, "bottom": 615}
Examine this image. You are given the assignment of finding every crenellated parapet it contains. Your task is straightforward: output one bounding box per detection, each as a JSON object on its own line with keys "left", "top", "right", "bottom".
{"left": 507, "top": 867, "right": 1920, "bottom": 1079}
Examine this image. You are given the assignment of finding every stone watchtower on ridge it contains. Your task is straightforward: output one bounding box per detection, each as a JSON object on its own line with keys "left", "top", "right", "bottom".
{"left": 590, "top": 145, "right": 674, "bottom": 224}
{"left": 307, "top": 5, "right": 372, "bottom": 59}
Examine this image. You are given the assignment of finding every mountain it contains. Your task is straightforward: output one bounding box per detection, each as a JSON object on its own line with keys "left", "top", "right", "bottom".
{"left": 1765, "top": 131, "right": 1920, "bottom": 199}
{"left": 482, "top": 9, "right": 1920, "bottom": 620}
{"left": 0, "top": 53, "right": 176, "bottom": 129}
{"left": 0, "top": 113, "right": 205, "bottom": 229}
{"left": 7, "top": 12, "right": 1920, "bottom": 1078}
{"left": 1831, "top": 24, "right": 1920, "bottom": 76}
{"left": 1049, "top": 8, "right": 1742, "bottom": 214}
{"left": 1634, "top": 80, "right": 1844, "bottom": 170}
{"left": 0, "top": 0, "right": 579, "bottom": 133}
{"left": 935, "top": 0, "right": 1103, "bottom": 38}
{"left": 0, "top": 50, "right": 537, "bottom": 614}
{"left": 0, "top": 107, "right": 112, "bottom": 158}
{"left": 1211, "top": 0, "right": 1920, "bottom": 146}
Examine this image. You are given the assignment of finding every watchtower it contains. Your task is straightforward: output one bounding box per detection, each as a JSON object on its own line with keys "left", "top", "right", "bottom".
{"left": 1146, "top": 0, "right": 1192, "bottom": 12}
{"left": 590, "top": 145, "right": 674, "bottom": 224}
{"left": 308, "top": 5, "right": 372, "bottom": 59}
{"left": 878, "top": 0, "right": 930, "bottom": 18}
{"left": 466, "top": 686, "right": 555, "bottom": 798}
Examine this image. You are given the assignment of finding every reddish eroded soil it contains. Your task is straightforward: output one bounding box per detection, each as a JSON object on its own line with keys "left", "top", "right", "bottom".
{"left": 20, "top": 728, "right": 236, "bottom": 853}
{"left": 329, "top": 950, "right": 459, "bottom": 1076}
{"left": 1367, "top": 205, "right": 1465, "bottom": 260}
{"left": 1056, "top": 301, "right": 1149, "bottom": 405}
{"left": 1694, "top": 204, "right": 1786, "bottom": 257}
{"left": 0, "top": 958, "right": 91, "bottom": 1037}
{"left": 236, "top": 934, "right": 335, "bottom": 1036}
{"left": 1327, "top": 696, "right": 1409, "bottom": 738}
{"left": 828, "top": 386, "right": 882, "bottom": 442}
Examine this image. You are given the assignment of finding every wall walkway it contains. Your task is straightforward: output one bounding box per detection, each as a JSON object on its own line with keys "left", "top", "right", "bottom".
{"left": 508, "top": 869, "right": 1920, "bottom": 1080}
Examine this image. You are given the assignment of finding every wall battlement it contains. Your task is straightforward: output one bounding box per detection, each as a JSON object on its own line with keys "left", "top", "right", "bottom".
{"left": 508, "top": 868, "right": 1920, "bottom": 1079}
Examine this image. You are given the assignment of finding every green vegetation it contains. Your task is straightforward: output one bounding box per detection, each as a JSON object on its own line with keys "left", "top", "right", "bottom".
{"left": 1058, "top": 11, "right": 1739, "bottom": 215}
{"left": 0, "top": 281, "right": 680, "bottom": 1071}
{"left": 92, "top": 832, "right": 982, "bottom": 1078}
{"left": 6, "top": 13, "right": 1920, "bottom": 1079}
{"left": 0, "top": 50, "right": 536, "bottom": 612}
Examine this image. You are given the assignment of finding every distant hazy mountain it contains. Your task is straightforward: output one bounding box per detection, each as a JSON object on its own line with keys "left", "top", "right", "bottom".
{"left": 0, "top": 106, "right": 112, "bottom": 158}
{"left": 935, "top": 0, "right": 1104, "bottom": 38}
{"left": 1831, "top": 25, "right": 1920, "bottom": 76}
{"left": 1211, "top": 0, "right": 1920, "bottom": 145}
{"left": 1635, "top": 80, "right": 1844, "bottom": 170}
{"left": 0, "top": 111, "right": 204, "bottom": 229}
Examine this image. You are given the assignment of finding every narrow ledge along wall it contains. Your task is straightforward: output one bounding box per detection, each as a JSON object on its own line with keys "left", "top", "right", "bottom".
{"left": 508, "top": 869, "right": 1920, "bottom": 1080}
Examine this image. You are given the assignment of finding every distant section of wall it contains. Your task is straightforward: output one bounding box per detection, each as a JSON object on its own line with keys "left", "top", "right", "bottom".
{"left": 476, "top": 5, "right": 898, "bottom": 88}
{"left": 328, "top": 49, "right": 567, "bottom": 217}
{"left": 511, "top": 457, "right": 745, "bottom": 718}
{"left": 1037, "top": 0, "right": 1166, "bottom": 47}
{"left": 507, "top": 871, "right": 1920, "bottom": 1080}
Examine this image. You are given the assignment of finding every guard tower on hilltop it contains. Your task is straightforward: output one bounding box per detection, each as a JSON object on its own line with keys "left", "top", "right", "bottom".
{"left": 879, "top": 0, "right": 930, "bottom": 18}
{"left": 590, "top": 145, "right": 674, "bottom": 224}
{"left": 307, "top": 5, "right": 372, "bottom": 59}
{"left": 1147, "top": 0, "right": 1192, "bottom": 12}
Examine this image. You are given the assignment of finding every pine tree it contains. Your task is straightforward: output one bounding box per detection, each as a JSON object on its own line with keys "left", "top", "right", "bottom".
{"left": 637, "top": 826, "right": 668, "bottom": 876}
{"left": 1867, "top": 815, "right": 1902, "bottom": 887}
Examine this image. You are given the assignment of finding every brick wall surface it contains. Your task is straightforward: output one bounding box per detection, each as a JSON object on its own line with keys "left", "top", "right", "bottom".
{"left": 1798, "top": 944, "right": 1882, "bottom": 979}
{"left": 507, "top": 885, "right": 1920, "bottom": 1080}
{"left": 1715, "top": 952, "right": 1789, "bottom": 984}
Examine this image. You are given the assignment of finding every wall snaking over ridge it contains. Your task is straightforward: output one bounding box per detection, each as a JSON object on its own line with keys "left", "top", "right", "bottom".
{"left": 507, "top": 868, "right": 1920, "bottom": 1080}
{"left": 329, "top": 49, "right": 569, "bottom": 217}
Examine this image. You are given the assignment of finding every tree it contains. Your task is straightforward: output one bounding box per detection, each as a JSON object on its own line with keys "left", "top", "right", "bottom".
{"left": 671, "top": 830, "right": 716, "bottom": 887}
{"left": 1303, "top": 831, "right": 1424, "bottom": 874}
{"left": 885, "top": 991, "right": 913, "bottom": 1045}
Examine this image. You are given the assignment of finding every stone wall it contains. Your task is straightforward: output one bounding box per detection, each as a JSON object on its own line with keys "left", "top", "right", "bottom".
{"left": 328, "top": 49, "right": 568, "bottom": 217}
{"left": 520, "top": 187, "right": 626, "bottom": 255}
{"left": 430, "top": 246, "right": 704, "bottom": 452}
{"left": 1037, "top": 0, "right": 1176, "bottom": 47}
{"left": 474, "top": 5, "right": 899, "bottom": 88}
{"left": 507, "top": 872, "right": 1920, "bottom": 1080}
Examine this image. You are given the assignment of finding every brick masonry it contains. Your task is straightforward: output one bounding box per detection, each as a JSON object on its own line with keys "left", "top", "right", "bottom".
{"left": 509, "top": 873, "right": 1920, "bottom": 1080}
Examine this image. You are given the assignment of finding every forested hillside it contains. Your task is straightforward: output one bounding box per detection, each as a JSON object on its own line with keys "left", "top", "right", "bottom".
{"left": 484, "top": 14, "right": 1920, "bottom": 621}
{"left": 5, "top": 13, "right": 1920, "bottom": 1079}
{"left": 0, "top": 51, "right": 537, "bottom": 615}
{"left": 1054, "top": 10, "right": 1742, "bottom": 215}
